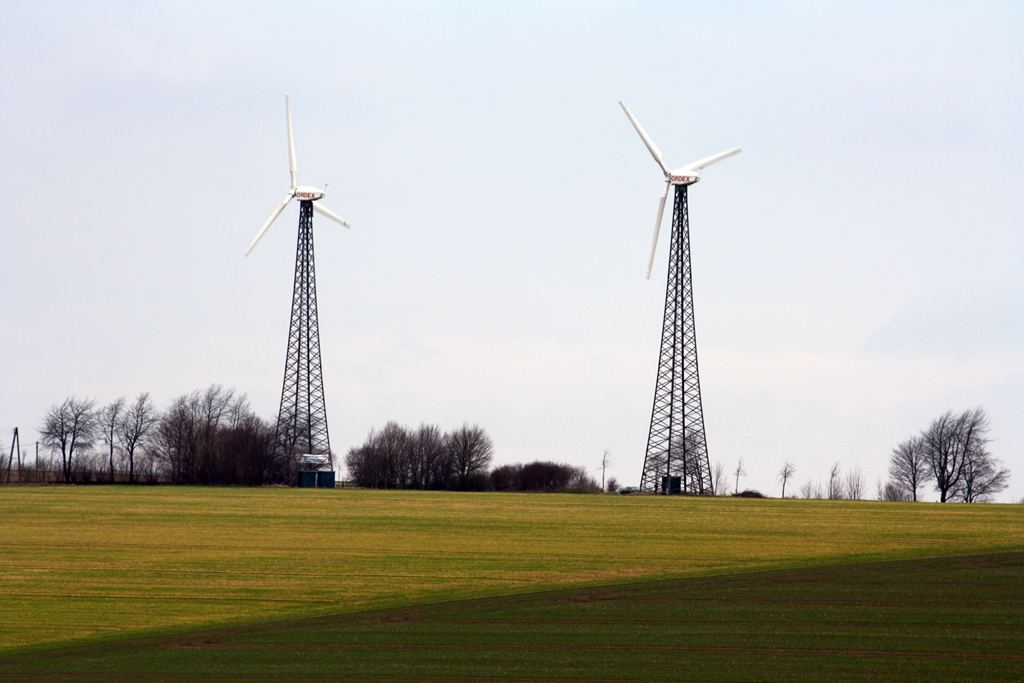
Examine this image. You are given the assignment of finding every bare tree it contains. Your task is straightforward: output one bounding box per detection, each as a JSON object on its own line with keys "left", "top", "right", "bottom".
{"left": 410, "top": 424, "right": 447, "bottom": 490}
{"left": 156, "top": 394, "right": 199, "bottom": 484}
{"left": 567, "top": 465, "right": 600, "bottom": 492}
{"left": 424, "top": 426, "right": 455, "bottom": 490}
{"left": 888, "top": 436, "right": 928, "bottom": 502}
{"left": 826, "top": 462, "right": 843, "bottom": 500}
{"left": 38, "top": 397, "right": 97, "bottom": 483}
{"left": 137, "top": 446, "right": 161, "bottom": 484}
{"left": 119, "top": 393, "right": 159, "bottom": 483}
{"left": 679, "top": 430, "right": 711, "bottom": 493}
{"left": 98, "top": 397, "right": 126, "bottom": 483}
{"left": 196, "top": 385, "right": 241, "bottom": 483}
{"left": 447, "top": 423, "right": 494, "bottom": 490}
{"left": 923, "top": 408, "right": 990, "bottom": 503}
{"left": 712, "top": 461, "right": 729, "bottom": 496}
{"left": 606, "top": 476, "right": 619, "bottom": 493}
{"left": 957, "top": 444, "right": 1009, "bottom": 503}
{"left": 799, "top": 478, "right": 823, "bottom": 499}
{"left": 345, "top": 427, "right": 385, "bottom": 489}
{"left": 217, "top": 413, "right": 275, "bottom": 486}
{"left": 599, "top": 450, "right": 612, "bottom": 492}
{"left": 734, "top": 457, "right": 746, "bottom": 494}
{"left": 878, "top": 478, "right": 911, "bottom": 501}
{"left": 154, "top": 386, "right": 250, "bottom": 485}
{"left": 345, "top": 422, "right": 411, "bottom": 489}
{"left": 778, "top": 462, "right": 796, "bottom": 498}
{"left": 844, "top": 466, "right": 864, "bottom": 500}
{"left": 377, "top": 421, "right": 411, "bottom": 489}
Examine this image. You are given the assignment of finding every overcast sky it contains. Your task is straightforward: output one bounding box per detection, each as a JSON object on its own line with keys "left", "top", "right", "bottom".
{"left": 1, "top": 2, "right": 1021, "bottom": 500}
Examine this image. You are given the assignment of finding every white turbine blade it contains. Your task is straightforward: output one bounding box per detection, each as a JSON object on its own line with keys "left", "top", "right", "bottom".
{"left": 245, "top": 194, "right": 293, "bottom": 256}
{"left": 646, "top": 180, "right": 670, "bottom": 279}
{"left": 286, "top": 95, "right": 297, "bottom": 190}
{"left": 619, "top": 100, "right": 670, "bottom": 177}
{"left": 683, "top": 147, "right": 741, "bottom": 173}
{"left": 312, "top": 202, "right": 351, "bottom": 228}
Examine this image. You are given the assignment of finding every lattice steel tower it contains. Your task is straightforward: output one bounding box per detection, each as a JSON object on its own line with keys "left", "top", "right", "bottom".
{"left": 244, "top": 96, "right": 352, "bottom": 482}
{"left": 640, "top": 186, "right": 711, "bottom": 494}
{"left": 619, "top": 100, "right": 740, "bottom": 495}
{"left": 275, "top": 200, "right": 331, "bottom": 470}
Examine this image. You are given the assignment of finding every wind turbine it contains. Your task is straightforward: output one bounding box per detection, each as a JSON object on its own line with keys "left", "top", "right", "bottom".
{"left": 619, "top": 99, "right": 740, "bottom": 495}
{"left": 246, "top": 95, "right": 351, "bottom": 483}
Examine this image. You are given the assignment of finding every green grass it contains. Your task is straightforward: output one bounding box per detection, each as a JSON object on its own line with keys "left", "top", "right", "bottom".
{"left": 1, "top": 487, "right": 1022, "bottom": 655}
{"left": 1, "top": 551, "right": 1021, "bottom": 681}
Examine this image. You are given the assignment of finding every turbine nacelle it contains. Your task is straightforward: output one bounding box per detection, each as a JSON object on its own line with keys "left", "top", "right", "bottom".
{"left": 293, "top": 186, "right": 325, "bottom": 201}
{"left": 618, "top": 99, "right": 740, "bottom": 278}
{"left": 669, "top": 172, "right": 700, "bottom": 186}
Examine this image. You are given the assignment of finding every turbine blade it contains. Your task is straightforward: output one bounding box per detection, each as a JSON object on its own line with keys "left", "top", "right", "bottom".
{"left": 245, "top": 194, "right": 293, "bottom": 256}
{"left": 286, "top": 95, "right": 297, "bottom": 190}
{"left": 683, "top": 147, "right": 741, "bottom": 173}
{"left": 646, "top": 180, "right": 670, "bottom": 279}
{"left": 312, "top": 202, "right": 351, "bottom": 228}
{"left": 619, "top": 100, "right": 670, "bottom": 177}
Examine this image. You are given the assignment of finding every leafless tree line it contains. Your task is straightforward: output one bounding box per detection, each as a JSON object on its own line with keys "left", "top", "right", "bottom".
{"left": 881, "top": 408, "right": 1008, "bottom": 503}
{"left": 35, "top": 386, "right": 275, "bottom": 485}
{"left": 37, "top": 394, "right": 160, "bottom": 483}
{"left": 795, "top": 462, "right": 866, "bottom": 500}
{"left": 156, "top": 386, "right": 274, "bottom": 485}
{"left": 344, "top": 422, "right": 494, "bottom": 491}
{"left": 786, "top": 408, "right": 1009, "bottom": 503}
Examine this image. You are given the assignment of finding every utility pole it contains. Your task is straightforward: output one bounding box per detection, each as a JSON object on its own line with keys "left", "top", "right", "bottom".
{"left": 5, "top": 428, "right": 18, "bottom": 484}
{"left": 600, "top": 450, "right": 612, "bottom": 492}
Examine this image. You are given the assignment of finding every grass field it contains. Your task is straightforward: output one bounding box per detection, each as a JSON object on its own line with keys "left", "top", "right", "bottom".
{"left": 1, "top": 551, "right": 1021, "bottom": 681}
{"left": 1, "top": 486, "right": 1022, "bottom": 659}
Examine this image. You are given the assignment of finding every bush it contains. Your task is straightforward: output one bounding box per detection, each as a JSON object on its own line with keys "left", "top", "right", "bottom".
{"left": 732, "top": 489, "right": 765, "bottom": 498}
{"left": 489, "top": 463, "right": 522, "bottom": 491}
{"left": 879, "top": 481, "right": 911, "bottom": 502}
{"left": 69, "top": 451, "right": 101, "bottom": 484}
{"left": 462, "top": 472, "right": 492, "bottom": 492}
{"left": 489, "top": 461, "right": 599, "bottom": 493}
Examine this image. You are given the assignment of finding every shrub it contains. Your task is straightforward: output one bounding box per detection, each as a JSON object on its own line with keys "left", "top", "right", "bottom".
{"left": 879, "top": 481, "right": 911, "bottom": 502}
{"left": 488, "top": 461, "right": 599, "bottom": 493}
